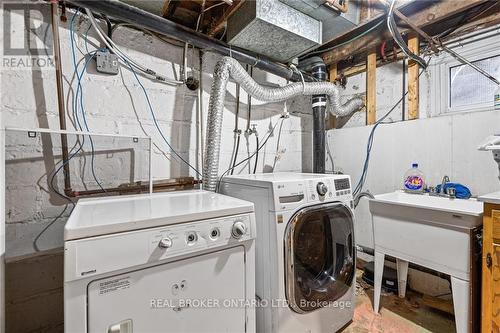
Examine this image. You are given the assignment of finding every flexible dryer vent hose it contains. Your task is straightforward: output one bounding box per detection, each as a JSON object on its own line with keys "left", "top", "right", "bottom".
{"left": 203, "top": 56, "right": 365, "bottom": 191}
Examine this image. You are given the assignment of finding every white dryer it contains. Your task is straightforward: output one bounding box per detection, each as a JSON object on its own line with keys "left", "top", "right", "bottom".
{"left": 220, "top": 173, "right": 355, "bottom": 333}
{"left": 64, "top": 190, "right": 256, "bottom": 333}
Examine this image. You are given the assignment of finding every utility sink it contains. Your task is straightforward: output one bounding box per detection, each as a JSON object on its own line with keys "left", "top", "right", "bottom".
{"left": 369, "top": 190, "right": 483, "bottom": 333}
{"left": 371, "top": 190, "right": 483, "bottom": 229}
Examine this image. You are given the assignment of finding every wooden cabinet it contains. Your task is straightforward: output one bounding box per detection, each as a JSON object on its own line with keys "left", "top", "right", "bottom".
{"left": 482, "top": 203, "right": 500, "bottom": 332}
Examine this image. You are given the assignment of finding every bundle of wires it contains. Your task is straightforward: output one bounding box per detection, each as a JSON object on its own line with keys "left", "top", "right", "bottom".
{"left": 82, "top": 9, "right": 201, "bottom": 177}
{"left": 216, "top": 117, "right": 285, "bottom": 192}
{"left": 85, "top": 9, "right": 182, "bottom": 86}
{"left": 49, "top": 10, "right": 107, "bottom": 201}
{"left": 353, "top": 57, "right": 431, "bottom": 196}
{"left": 386, "top": 0, "right": 427, "bottom": 69}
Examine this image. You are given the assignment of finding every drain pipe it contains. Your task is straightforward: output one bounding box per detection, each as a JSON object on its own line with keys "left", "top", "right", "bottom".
{"left": 312, "top": 60, "right": 327, "bottom": 173}
{"left": 203, "top": 56, "right": 364, "bottom": 191}
{"left": 299, "top": 57, "right": 328, "bottom": 173}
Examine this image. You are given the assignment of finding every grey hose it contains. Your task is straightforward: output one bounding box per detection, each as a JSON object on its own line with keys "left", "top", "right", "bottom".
{"left": 353, "top": 191, "right": 375, "bottom": 209}
{"left": 387, "top": 0, "right": 427, "bottom": 69}
{"left": 203, "top": 56, "right": 365, "bottom": 191}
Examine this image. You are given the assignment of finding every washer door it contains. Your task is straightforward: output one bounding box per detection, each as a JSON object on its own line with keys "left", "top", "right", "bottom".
{"left": 284, "top": 202, "right": 355, "bottom": 314}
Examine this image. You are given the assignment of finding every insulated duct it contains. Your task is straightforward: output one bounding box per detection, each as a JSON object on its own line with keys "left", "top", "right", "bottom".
{"left": 203, "top": 56, "right": 364, "bottom": 191}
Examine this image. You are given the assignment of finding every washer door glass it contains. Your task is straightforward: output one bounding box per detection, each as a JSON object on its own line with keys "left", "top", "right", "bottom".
{"left": 284, "top": 203, "right": 355, "bottom": 314}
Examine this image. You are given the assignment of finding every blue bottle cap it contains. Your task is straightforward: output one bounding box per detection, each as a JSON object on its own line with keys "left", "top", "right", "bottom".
{"left": 412, "top": 163, "right": 418, "bottom": 168}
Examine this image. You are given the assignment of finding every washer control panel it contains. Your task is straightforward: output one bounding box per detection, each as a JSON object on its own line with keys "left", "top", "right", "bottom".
{"left": 306, "top": 176, "right": 352, "bottom": 203}
{"left": 65, "top": 213, "right": 255, "bottom": 282}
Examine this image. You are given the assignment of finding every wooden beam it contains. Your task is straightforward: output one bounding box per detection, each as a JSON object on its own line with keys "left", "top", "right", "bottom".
{"left": 407, "top": 34, "right": 419, "bottom": 120}
{"left": 366, "top": 49, "right": 377, "bottom": 125}
{"left": 207, "top": 0, "right": 246, "bottom": 37}
{"left": 327, "top": 64, "right": 338, "bottom": 130}
{"left": 161, "top": 0, "right": 172, "bottom": 17}
{"left": 321, "top": 0, "right": 490, "bottom": 65}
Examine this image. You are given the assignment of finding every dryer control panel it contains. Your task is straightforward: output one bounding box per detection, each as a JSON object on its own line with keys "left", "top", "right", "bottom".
{"left": 64, "top": 213, "right": 255, "bottom": 282}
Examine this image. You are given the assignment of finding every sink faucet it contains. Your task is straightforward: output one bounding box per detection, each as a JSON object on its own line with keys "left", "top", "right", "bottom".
{"left": 441, "top": 175, "right": 450, "bottom": 195}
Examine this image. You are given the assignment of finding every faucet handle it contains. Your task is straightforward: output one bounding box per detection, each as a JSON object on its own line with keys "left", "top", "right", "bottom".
{"left": 447, "top": 187, "right": 456, "bottom": 198}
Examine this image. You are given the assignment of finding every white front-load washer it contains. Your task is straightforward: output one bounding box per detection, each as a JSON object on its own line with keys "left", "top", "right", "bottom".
{"left": 220, "top": 173, "right": 356, "bottom": 333}
{"left": 64, "top": 190, "right": 256, "bottom": 333}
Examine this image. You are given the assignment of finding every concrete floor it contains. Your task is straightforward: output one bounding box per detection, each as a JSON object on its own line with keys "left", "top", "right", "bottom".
{"left": 343, "top": 271, "right": 456, "bottom": 333}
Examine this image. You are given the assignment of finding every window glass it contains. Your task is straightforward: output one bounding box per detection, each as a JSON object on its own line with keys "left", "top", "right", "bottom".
{"left": 449, "top": 54, "right": 500, "bottom": 110}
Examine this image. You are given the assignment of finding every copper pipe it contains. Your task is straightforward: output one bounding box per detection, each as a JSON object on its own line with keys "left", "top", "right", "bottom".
{"left": 51, "top": 0, "right": 72, "bottom": 195}
{"left": 68, "top": 178, "right": 201, "bottom": 197}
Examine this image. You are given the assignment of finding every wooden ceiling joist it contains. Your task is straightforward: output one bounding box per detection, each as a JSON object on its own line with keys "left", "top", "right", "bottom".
{"left": 320, "top": 0, "right": 494, "bottom": 65}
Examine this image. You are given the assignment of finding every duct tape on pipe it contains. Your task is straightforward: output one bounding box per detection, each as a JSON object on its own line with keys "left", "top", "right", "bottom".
{"left": 312, "top": 101, "right": 327, "bottom": 108}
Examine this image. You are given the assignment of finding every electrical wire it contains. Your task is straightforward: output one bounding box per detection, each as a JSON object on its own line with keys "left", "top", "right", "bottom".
{"left": 85, "top": 9, "right": 183, "bottom": 86}
{"left": 304, "top": 20, "right": 385, "bottom": 57}
{"left": 74, "top": 9, "right": 200, "bottom": 176}
{"left": 203, "top": 2, "right": 226, "bottom": 13}
{"left": 122, "top": 58, "right": 202, "bottom": 177}
{"left": 70, "top": 11, "right": 106, "bottom": 192}
{"left": 386, "top": 0, "right": 427, "bottom": 69}
{"left": 217, "top": 118, "right": 283, "bottom": 191}
{"left": 353, "top": 56, "right": 431, "bottom": 196}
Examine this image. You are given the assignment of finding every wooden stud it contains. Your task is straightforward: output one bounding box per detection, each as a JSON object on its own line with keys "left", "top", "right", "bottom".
{"left": 407, "top": 34, "right": 419, "bottom": 120}
{"left": 208, "top": 0, "right": 246, "bottom": 37}
{"left": 366, "top": 48, "right": 377, "bottom": 125}
{"left": 327, "top": 64, "right": 338, "bottom": 130}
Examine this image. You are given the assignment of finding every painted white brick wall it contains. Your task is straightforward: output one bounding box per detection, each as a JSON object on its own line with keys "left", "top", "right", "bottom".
{"left": 1, "top": 9, "right": 313, "bottom": 258}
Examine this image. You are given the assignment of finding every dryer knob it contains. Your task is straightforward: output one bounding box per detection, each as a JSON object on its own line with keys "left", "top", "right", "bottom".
{"left": 317, "top": 182, "right": 328, "bottom": 196}
{"left": 232, "top": 221, "right": 247, "bottom": 239}
{"left": 158, "top": 237, "right": 173, "bottom": 249}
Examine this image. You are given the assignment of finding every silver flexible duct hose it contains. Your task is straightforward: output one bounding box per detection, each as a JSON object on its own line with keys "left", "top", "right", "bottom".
{"left": 203, "top": 56, "right": 364, "bottom": 191}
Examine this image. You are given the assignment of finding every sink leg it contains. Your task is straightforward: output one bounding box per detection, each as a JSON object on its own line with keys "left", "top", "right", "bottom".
{"left": 396, "top": 259, "right": 409, "bottom": 298}
{"left": 374, "top": 251, "right": 385, "bottom": 313}
{"left": 451, "top": 276, "right": 470, "bottom": 333}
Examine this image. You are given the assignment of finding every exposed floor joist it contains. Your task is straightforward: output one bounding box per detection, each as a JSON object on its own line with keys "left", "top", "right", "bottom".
{"left": 320, "top": 0, "right": 493, "bottom": 65}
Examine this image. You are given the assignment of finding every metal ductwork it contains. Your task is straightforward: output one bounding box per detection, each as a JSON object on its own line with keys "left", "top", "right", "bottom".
{"left": 203, "top": 56, "right": 364, "bottom": 191}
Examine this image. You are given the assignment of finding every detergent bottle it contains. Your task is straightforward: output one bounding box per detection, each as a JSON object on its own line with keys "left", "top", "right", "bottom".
{"left": 403, "top": 163, "right": 425, "bottom": 193}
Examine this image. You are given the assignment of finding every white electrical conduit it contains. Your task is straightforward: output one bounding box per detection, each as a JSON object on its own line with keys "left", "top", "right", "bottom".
{"left": 203, "top": 56, "right": 365, "bottom": 191}
{"left": 85, "top": 9, "right": 183, "bottom": 86}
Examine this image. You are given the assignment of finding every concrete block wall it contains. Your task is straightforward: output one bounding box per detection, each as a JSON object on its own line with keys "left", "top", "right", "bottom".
{"left": 0, "top": 7, "right": 312, "bottom": 332}
{"left": 1, "top": 9, "right": 312, "bottom": 258}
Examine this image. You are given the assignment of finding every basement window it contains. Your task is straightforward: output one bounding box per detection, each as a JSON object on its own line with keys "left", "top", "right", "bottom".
{"left": 449, "top": 54, "right": 500, "bottom": 110}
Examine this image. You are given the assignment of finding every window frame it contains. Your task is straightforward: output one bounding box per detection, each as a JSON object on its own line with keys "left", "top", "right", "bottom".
{"left": 429, "top": 27, "right": 500, "bottom": 117}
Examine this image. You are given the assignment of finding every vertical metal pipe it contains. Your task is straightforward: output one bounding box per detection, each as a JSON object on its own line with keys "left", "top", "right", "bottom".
{"left": 0, "top": 122, "right": 5, "bottom": 333}
{"left": 312, "top": 62, "right": 327, "bottom": 174}
{"left": 51, "top": 1, "right": 72, "bottom": 194}
{"left": 197, "top": 50, "right": 205, "bottom": 179}
{"left": 402, "top": 59, "right": 406, "bottom": 121}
